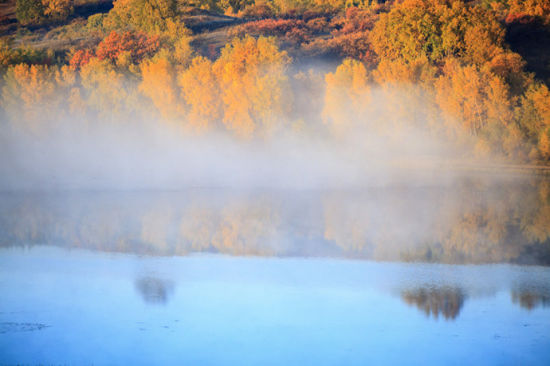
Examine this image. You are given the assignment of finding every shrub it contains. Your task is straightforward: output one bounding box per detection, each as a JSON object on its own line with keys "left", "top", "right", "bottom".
{"left": 87, "top": 13, "right": 106, "bottom": 31}
{"left": 16, "top": 0, "right": 45, "bottom": 25}
{"left": 95, "top": 31, "right": 160, "bottom": 64}
{"left": 15, "top": 0, "right": 73, "bottom": 25}
{"left": 239, "top": 3, "right": 276, "bottom": 19}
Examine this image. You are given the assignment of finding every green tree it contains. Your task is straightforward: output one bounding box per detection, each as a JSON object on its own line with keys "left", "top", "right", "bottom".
{"left": 16, "top": 0, "right": 45, "bottom": 25}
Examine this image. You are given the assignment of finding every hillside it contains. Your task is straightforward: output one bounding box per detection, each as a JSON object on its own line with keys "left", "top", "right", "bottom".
{"left": 1, "top": 0, "right": 550, "bottom": 166}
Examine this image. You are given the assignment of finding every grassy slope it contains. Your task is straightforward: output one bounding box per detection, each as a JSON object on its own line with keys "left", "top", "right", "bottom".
{"left": 1, "top": 1, "right": 338, "bottom": 62}
{"left": 2, "top": 1, "right": 549, "bottom": 81}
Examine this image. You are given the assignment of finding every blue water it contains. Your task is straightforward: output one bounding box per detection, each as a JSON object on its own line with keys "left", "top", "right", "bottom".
{"left": 1, "top": 246, "right": 549, "bottom": 365}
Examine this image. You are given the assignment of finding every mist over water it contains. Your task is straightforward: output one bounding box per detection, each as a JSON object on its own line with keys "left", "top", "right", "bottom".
{"left": 0, "top": 122, "right": 449, "bottom": 190}
{"left": 1, "top": 178, "right": 549, "bottom": 265}
{"left": 0, "top": 77, "right": 476, "bottom": 191}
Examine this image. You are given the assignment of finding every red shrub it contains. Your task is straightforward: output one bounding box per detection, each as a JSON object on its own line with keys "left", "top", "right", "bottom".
{"left": 505, "top": 12, "right": 536, "bottom": 24}
{"left": 337, "top": 7, "right": 377, "bottom": 35}
{"left": 69, "top": 49, "right": 94, "bottom": 70}
{"left": 240, "top": 4, "right": 275, "bottom": 19}
{"left": 95, "top": 31, "right": 160, "bottom": 63}
{"left": 306, "top": 17, "right": 329, "bottom": 33}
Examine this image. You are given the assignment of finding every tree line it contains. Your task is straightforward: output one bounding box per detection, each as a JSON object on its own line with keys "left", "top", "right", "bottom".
{"left": 2, "top": 0, "right": 550, "bottom": 162}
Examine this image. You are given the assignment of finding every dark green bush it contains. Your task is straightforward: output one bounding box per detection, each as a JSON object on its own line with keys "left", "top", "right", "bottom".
{"left": 16, "top": 0, "right": 45, "bottom": 25}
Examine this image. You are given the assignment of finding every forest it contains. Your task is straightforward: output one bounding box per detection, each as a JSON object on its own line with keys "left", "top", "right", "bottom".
{"left": 1, "top": 0, "right": 550, "bottom": 163}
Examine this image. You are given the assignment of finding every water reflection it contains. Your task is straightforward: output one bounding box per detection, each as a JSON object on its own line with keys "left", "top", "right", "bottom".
{"left": 401, "top": 286, "right": 466, "bottom": 320}
{"left": 1, "top": 246, "right": 550, "bottom": 365}
{"left": 135, "top": 277, "right": 174, "bottom": 305}
{"left": 511, "top": 288, "right": 550, "bottom": 310}
{"left": 0, "top": 177, "right": 549, "bottom": 265}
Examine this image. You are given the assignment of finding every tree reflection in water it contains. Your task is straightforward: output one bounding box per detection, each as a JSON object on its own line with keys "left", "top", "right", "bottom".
{"left": 511, "top": 287, "right": 550, "bottom": 310}
{"left": 135, "top": 277, "right": 174, "bottom": 305}
{"left": 0, "top": 178, "right": 549, "bottom": 265}
{"left": 401, "top": 286, "right": 465, "bottom": 320}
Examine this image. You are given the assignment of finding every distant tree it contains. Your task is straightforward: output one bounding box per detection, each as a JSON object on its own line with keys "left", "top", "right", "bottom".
{"left": 15, "top": 0, "right": 73, "bottom": 25}
{"left": 95, "top": 31, "right": 160, "bottom": 65}
{"left": 69, "top": 49, "right": 94, "bottom": 70}
{"left": 508, "top": 0, "right": 550, "bottom": 21}
{"left": 15, "top": 0, "right": 45, "bottom": 25}
{"left": 42, "top": 0, "right": 73, "bottom": 21}
{"left": 370, "top": 0, "right": 505, "bottom": 66}
{"left": 103, "top": 0, "right": 178, "bottom": 34}
{"left": 219, "top": 0, "right": 254, "bottom": 13}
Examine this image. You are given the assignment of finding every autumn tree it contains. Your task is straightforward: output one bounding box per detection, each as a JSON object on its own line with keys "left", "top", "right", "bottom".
{"left": 178, "top": 56, "right": 222, "bottom": 131}
{"left": 212, "top": 36, "right": 292, "bottom": 137}
{"left": 103, "top": 0, "right": 178, "bottom": 34}
{"left": 219, "top": 0, "right": 254, "bottom": 13}
{"left": 16, "top": 0, "right": 45, "bottom": 25}
{"left": 323, "top": 58, "right": 370, "bottom": 134}
{"left": 2, "top": 64, "right": 77, "bottom": 132}
{"left": 370, "top": 0, "right": 506, "bottom": 67}
{"left": 15, "top": 0, "right": 73, "bottom": 24}
{"left": 516, "top": 83, "right": 550, "bottom": 160}
{"left": 434, "top": 58, "right": 524, "bottom": 158}
{"left": 508, "top": 0, "right": 550, "bottom": 22}
{"left": 96, "top": 31, "right": 160, "bottom": 65}
{"left": 79, "top": 58, "right": 139, "bottom": 120}
{"left": 139, "top": 57, "right": 185, "bottom": 122}
{"left": 42, "top": 0, "right": 73, "bottom": 21}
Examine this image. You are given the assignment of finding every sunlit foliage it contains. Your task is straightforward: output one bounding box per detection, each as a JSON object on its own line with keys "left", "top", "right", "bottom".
{"left": 103, "top": 0, "right": 178, "bottom": 33}
{"left": 2, "top": 64, "right": 77, "bottom": 132}
{"left": 16, "top": 0, "right": 46, "bottom": 25}
{"left": 15, "top": 0, "right": 73, "bottom": 25}
{"left": 370, "top": 0, "right": 506, "bottom": 66}
{"left": 96, "top": 31, "right": 160, "bottom": 65}
{"left": 3, "top": 0, "right": 550, "bottom": 162}
{"left": 212, "top": 36, "right": 292, "bottom": 137}
{"left": 323, "top": 58, "right": 369, "bottom": 134}
{"left": 178, "top": 56, "right": 222, "bottom": 131}
{"left": 140, "top": 57, "right": 185, "bottom": 122}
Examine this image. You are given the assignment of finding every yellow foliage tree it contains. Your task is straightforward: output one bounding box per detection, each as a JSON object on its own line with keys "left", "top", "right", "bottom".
{"left": 140, "top": 57, "right": 185, "bottom": 122}
{"left": 1, "top": 64, "right": 77, "bottom": 132}
{"left": 103, "top": 0, "right": 178, "bottom": 34}
{"left": 509, "top": 0, "right": 550, "bottom": 19}
{"left": 178, "top": 56, "right": 222, "bottom": 131}
{"left": 212, "top": 36, "right": 291, "bottom": 138}
{"left": 517, "top": 83, "right": 550, "bottom": 160}
{"left": 370, "top": 0, "right": 505, "bottom": 66}
{"left": 79, "top": 58, "right": 136, "bottom": 121}
{"left": 436, "top": 59, "right": 508, "bottom": 137}
{"left": 42, "top": 0, "right": 73, "bottom": 21}
{"left": 323, "top": 58, "right": 370, "bottom": 134}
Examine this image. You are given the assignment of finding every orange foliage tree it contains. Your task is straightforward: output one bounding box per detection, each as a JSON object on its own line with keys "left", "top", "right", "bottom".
{"left": 517, "top": 83, "right": 550, "bottom": 160}
{"left": 370, "top": 0, "right": 506, "bottom": 67}
{"left": 212, "top": 36, "right": 292, "bottom": 138}
{"left": 96, "top": 31, "right": 160, "bottom": 65}
{"left": 323, "top": 58, "right": 370, "bottom": 134}
{"left": 140, "top": 57, "right": 185, "bottom": 122}
{"left": 178, "top": 56, "right": 222, "bottom": 131}
{"left": 2, "top": 64, "right": 78, "bottom": 132}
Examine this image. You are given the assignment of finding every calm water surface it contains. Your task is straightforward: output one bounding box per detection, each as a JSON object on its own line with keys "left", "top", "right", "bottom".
{"left": 1, "top": 179, "right": 549, "bottom": 365}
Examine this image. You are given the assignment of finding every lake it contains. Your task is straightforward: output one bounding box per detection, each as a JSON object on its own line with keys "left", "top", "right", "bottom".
{"left": 1, "top": 177, "right": 549, "bottom": 365}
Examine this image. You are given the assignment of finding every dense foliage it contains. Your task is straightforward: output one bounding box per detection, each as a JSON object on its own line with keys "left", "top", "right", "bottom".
{"left": 2, "top": 0, "right": 550, "bottom": 162}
